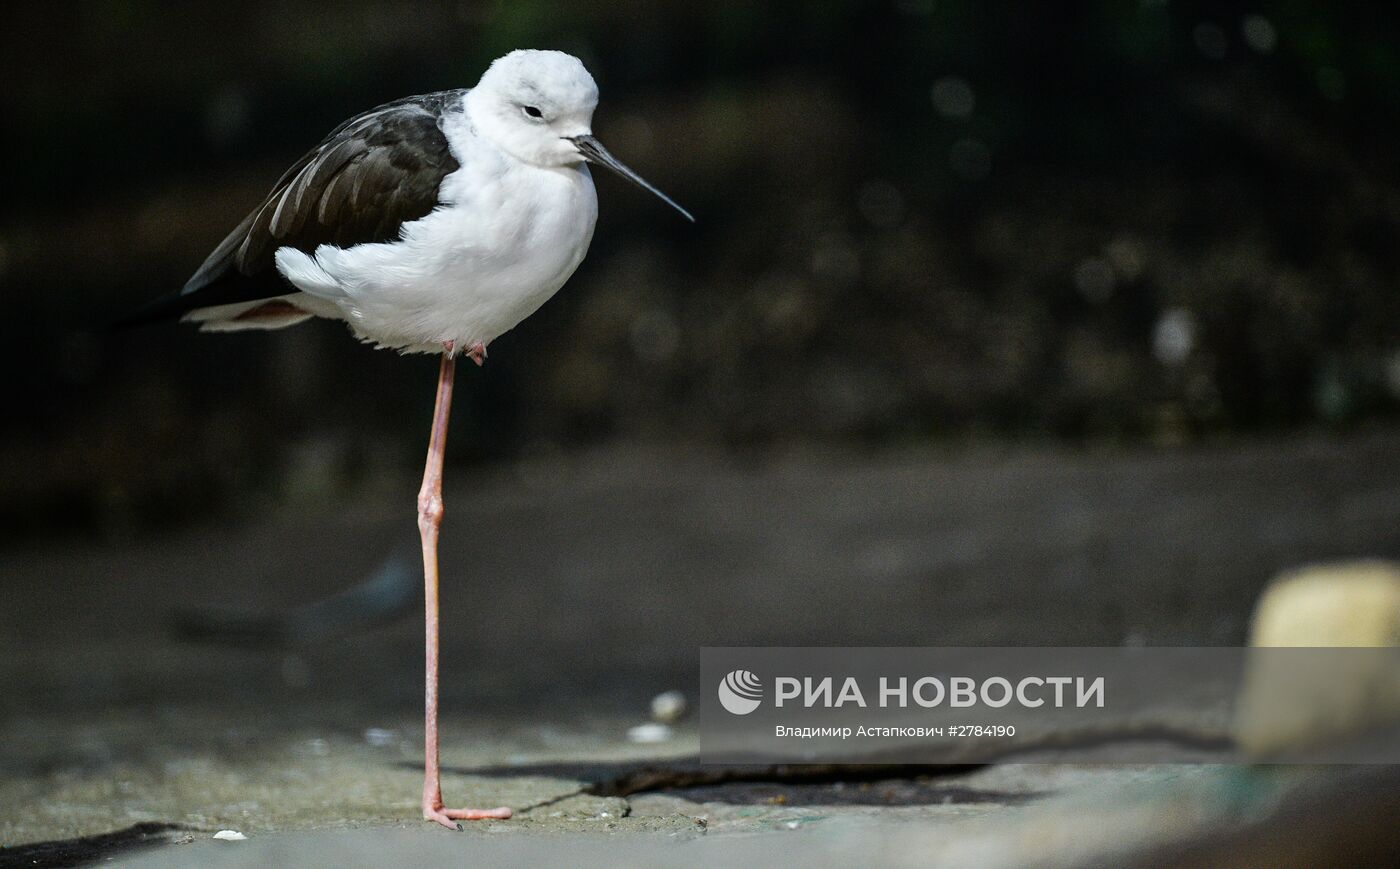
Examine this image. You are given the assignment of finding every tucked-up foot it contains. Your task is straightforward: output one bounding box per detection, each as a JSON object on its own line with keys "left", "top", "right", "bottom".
{"left": 424, "top": 801, "right": 513, "bottom": 830}
{"left": 465, "top": 341, "right": 488, "bottom": 366}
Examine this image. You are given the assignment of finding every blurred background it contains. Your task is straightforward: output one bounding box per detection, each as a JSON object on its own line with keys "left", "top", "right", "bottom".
{"left": 5, "top": 3, "right": 1400, "bottom": 854}
{"left": 5, "top": 0, "right": 1400, "bottom": 542}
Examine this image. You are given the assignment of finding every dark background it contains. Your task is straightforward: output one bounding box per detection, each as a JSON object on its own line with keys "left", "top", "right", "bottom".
{"left": 3, "top": 0, "right": 1400, "bottom": 542}
{"left": 5, "top": 6, "right": 1400, "bottom": 855}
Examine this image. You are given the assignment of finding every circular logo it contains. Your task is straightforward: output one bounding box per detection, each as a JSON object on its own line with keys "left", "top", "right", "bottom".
{"left": 718, "top": 669, "right": 763, "bottom": 715}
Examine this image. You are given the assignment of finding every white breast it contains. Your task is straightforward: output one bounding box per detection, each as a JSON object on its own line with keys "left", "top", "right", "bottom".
{"left": 277, "top": 108, "right": 599, "bottom": 354}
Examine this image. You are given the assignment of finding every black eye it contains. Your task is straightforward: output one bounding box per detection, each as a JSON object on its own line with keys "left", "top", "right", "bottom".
{"left": 522, "top": 105, "right": 543, "bottom": 119}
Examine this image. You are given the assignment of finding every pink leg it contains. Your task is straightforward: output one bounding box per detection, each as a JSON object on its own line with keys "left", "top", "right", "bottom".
{"left": 464, "top": 341, "right": 488, "bottom": 367}
{"left": 418, "top": 343, "right": 512, "bottom": 830}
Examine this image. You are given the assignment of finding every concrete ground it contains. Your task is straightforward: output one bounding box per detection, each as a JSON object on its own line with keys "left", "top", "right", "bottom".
{"left": 3, "top": 431, "right": 1400, "bottom": 865}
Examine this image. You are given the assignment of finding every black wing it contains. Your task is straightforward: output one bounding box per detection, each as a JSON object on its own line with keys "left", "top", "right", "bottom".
{"left": 122, "top": 90, "right": 466, "bottom": 326}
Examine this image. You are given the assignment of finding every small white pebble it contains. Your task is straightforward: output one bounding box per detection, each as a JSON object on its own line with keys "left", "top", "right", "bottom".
{"left": 212, "top": 830, "right": 247, "bottom": 841}
{"left": 785, "top": 821, "right": 801, "bottom": 830}
{"left": 650, "top": 690, "right": 689, "bottom": 724}
{"left": 627, "top": 722, "right": 673, "bottom": 744}
{"left": 362, "top": 727, "right": 397, "bottom": 747}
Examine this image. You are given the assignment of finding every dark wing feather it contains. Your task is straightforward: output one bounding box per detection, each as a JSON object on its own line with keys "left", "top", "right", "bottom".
{"left": 120, "top": 90, "right": 465, "bottom": 326}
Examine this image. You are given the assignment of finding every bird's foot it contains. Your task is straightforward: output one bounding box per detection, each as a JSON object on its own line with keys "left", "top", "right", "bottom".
{"left": 423, "top": 799, "right": 513, "bottom": 830}
{"left": 464, "top": 341, "right": 488, "bottom": 366}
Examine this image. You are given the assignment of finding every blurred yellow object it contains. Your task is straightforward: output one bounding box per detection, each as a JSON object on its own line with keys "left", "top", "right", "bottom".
{"left": 1248, "top": 561, "right": 1400, "bottom": 647}
{"left": 1236, "top": 561, "right": 1400, "bottom": 758}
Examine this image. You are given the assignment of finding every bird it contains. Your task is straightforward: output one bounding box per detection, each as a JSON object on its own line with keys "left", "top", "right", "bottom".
{"left": 128, "top": 49, "right": 693, "bottom": 830}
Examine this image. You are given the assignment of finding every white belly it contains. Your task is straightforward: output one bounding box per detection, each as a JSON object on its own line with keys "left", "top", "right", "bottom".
{"left": 279, "top": 156, "right": 598, "bottom": 354}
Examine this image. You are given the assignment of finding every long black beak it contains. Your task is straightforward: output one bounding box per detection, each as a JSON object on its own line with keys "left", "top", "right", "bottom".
{"left": 569, "top": 135, "right": 694, "bottom": 222}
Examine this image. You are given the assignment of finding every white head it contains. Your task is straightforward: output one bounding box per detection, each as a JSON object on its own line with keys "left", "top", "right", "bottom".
{"left": 466, "top": 49, "right": 693, "bottom": 221}
{"left": 467, "top": 50, "right": 598, "bottom": 166}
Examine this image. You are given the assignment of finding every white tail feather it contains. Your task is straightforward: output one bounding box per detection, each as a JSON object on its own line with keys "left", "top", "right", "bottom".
{"left": 275, "top": 247, "right": 345, "bottom": 299}
{"left": 181, "top": 294, "right": 322, "bottom": 332}
{"left": 196, "top": 311, "right": 315, "bottom": 332}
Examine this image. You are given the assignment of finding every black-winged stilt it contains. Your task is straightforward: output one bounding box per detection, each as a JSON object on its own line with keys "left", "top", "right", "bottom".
{"left": 129, "top": 49, "right": 692, "bottom": 829}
